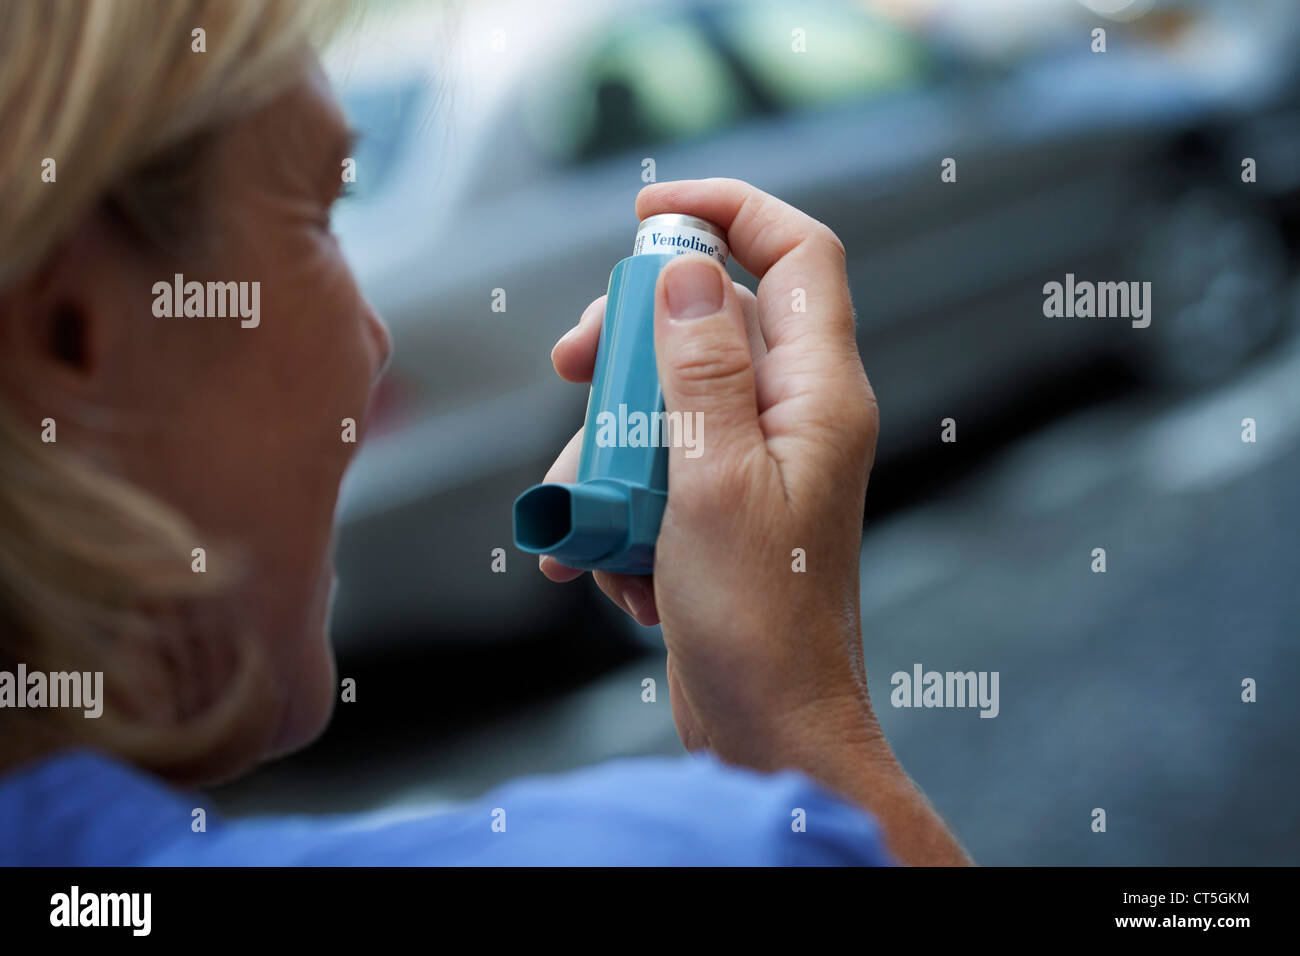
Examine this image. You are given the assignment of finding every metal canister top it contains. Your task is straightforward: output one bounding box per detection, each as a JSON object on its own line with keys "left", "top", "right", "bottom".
{"left": 633, "top": 213, "right": 729, "bottom": 265}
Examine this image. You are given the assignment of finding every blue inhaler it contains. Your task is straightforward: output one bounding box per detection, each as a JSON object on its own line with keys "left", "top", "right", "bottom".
{"left": 513, "top": 213, "right": 729, "bottom": 575}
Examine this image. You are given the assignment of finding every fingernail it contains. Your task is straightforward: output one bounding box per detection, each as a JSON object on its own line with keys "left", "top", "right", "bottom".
{"left": 664, "top": 257, "right": 724, "bottom": 320}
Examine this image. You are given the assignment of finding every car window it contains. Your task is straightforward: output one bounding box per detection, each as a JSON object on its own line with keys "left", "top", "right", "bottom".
{"left": 712, "top": 0, "right": 936, "bottom": 111}
{"left": 522, "top": 11, "right": 753, "bottom": 166}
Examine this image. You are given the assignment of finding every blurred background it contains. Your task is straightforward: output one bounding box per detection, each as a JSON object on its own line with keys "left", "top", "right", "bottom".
{"left": 211, "top": 0, "right": 1300, "bottom": 865}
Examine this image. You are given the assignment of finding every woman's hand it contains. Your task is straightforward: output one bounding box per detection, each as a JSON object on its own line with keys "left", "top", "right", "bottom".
{"left": 541, "top": 178, "right": 969, "bottom": 864}
{"left": 544, "top": 176, "right": 875, "bottom": 760}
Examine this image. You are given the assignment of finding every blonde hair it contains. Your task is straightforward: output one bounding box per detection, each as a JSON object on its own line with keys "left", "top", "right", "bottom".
{"left": 0, "top": 0, "right": 345, "bottom": 784}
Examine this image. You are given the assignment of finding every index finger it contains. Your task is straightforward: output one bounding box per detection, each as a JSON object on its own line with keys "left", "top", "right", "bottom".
{"left": 635, "top": 178, "right": 856, "bottom": 355}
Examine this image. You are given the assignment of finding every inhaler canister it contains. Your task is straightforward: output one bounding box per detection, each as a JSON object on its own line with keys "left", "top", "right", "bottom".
{"left": 512, "top": 214, "right": 729, "bottom": 574}
{"left": 632, "top": 213, "right": 729, "bottom": 265}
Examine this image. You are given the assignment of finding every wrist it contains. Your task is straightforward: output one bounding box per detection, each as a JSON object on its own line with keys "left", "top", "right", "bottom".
{"left": 767, "top": 691, "right": 974, "bottom": 867}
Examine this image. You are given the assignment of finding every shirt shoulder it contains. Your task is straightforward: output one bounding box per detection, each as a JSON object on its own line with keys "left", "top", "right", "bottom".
{"left": 406, "top": 753, "right": 895, "bottom": 866}
{"left": 0, "top": 749, "right": 893, "bottom": 866}
{"left": 0, "top": 747, "right": 197, "bottom": 865}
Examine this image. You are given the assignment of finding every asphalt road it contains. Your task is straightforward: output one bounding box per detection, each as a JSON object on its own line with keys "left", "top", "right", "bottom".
{"left": 859, "top": 334, "right": 1300, "bottom": 865}
{"left": 211, "top": 335, "right": 1300, "bottom": 866}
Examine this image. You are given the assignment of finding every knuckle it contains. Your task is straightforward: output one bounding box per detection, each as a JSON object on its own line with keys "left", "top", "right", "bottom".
{"left": 853, "top": 399, "right": 880, "bottom": 455}
{"left": 808, "top": 384, "right": 878, "bottom": 479}
{"left": 711, "top": 175, "right": 749, "bottom": 193}
{"left": 844, "top": 379, "right": 880, "bottom": 450}
{"left": 816, "top": 223, "right": 847, "bottom": 261}
{"left": 669, "top": 335, "right": 753, "bottom": 394}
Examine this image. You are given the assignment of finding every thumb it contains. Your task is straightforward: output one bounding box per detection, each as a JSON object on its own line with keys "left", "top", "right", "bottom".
{"left": 654, "top": 255, "right": 765, "bottom": 475}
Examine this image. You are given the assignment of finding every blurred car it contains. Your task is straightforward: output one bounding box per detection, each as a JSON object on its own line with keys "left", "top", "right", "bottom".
{"left": 324, "top": 0, "right": 1300, "bottom": 651}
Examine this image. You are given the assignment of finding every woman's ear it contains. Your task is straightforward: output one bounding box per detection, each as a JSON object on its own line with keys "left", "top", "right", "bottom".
{"left": 49, "top": 301, "right": 90, "bottom": 371}
{"left": 0, "top": 212, "right": 129, "bottom": 410}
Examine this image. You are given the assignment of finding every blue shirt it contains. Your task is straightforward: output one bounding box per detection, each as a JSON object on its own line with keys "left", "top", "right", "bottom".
{"left": 0, "top": 748, "right": 893, "bottom": 865}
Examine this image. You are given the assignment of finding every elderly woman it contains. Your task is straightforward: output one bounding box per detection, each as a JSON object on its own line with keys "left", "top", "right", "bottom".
{"left": 0, "top": 0, "right": 968, "bottom": 865}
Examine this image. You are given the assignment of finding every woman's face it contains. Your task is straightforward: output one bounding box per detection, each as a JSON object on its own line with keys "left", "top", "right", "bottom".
{"left": 11, "top": 63, "right": 391, "bottom": 759}
{"left": 195, "top": 65, "right": 392, "bottom": 755}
